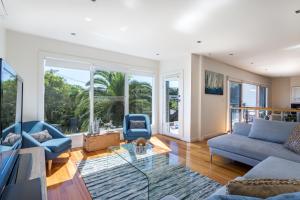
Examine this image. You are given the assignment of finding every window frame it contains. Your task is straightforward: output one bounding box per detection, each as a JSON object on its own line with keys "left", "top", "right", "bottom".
{"left": 40, "top": 57, "right": 156, "bottom": 135}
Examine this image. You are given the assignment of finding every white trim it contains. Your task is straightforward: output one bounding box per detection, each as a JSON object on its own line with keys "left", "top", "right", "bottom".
{"left": 38, "top": 51, "right": 158, "bottom": 135}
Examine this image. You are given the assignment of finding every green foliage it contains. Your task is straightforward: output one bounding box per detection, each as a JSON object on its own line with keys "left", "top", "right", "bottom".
{"left": 1, "top": 78, "right": 17, "bottom": 129}
{"left": 44, "top": 70, "right": 152, "bottom": 134}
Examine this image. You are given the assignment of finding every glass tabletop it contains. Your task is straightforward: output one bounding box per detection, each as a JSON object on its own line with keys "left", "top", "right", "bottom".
{"left": 108, "top": 143, "right": 190, "bottom": 200}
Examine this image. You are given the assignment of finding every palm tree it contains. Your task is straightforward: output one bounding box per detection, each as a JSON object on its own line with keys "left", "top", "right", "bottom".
{"left": 93, "top": 71, "right": 125, "bottom": 127}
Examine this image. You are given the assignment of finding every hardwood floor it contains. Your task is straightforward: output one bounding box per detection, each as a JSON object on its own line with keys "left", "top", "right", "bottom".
{"left": 47, "top": 134, "right": 252, "bottom": 200}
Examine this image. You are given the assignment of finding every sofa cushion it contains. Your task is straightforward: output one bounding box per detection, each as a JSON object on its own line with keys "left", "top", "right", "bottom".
{"left": 207, "top": 192, "right": 300, "bottom": 200}
{"left": 41, "top": 138, "right": 71, "bottom": 153}
{"left": 284, "top": 125, "right": 300, "bottom": 154}
{"left": 244, "top": 156, "right": 300, "bottom": 179}
{"left": 30, "top": 130, "right": 52, "bottom": 143}
{"left": 208, "top": 134, "right": 300, "bottom": 163}
{"left": 2, "top": 133, "right": 21, "bottom": 146}
{"left": 227, "top": 179, "right": 300, "bottom": 199}
{"left": 129, "top": 120, "right": 146, "bottom": 129}
{"left": 248, "top": 119, "right": 299, "bottom": 144}
{"left": 232, "top": 123, "right": 252, "bottom": 136}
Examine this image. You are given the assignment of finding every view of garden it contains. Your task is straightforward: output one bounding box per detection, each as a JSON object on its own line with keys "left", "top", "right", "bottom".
{"left": 44, "top": 67, "right": 152, "bottom": 134}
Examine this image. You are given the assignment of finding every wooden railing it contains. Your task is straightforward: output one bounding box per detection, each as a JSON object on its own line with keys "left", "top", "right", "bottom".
{"left": 229, "top": 107, "right": 300, "bottom": 132}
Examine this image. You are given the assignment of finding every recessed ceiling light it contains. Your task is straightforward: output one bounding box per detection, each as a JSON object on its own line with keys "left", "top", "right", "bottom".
{"left": 85, "top": 17, "right": 92, "bottom": 22}
{"left": 156, "top": 53, "right": 160, "bottom": 56}
{"left": 91, "top": 0, "right": 96, "bottom": 2}
{"left": 250, "top": 62, "right": 254, "bottom": 65}
{"left": 295, "top": 10, "right": 300, "bottom": 14}
{"left": 229, "top": 53, "right": 234, "bottom": 56}
{"left": 120, "top": 26, "right": 128, "bottom": 32}
{"left": 197, "top": 40, "right": 202, "bottom": 43}
{"left": 70, "top": 32, "right": 76, "bottom": 36}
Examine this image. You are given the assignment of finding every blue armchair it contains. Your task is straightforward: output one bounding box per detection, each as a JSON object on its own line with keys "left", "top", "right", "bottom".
{"left": 22, "top": 121, "right": 72, "bottom": 171}
{"left": 123, "top": 114, "right": 152, "bottom": 141}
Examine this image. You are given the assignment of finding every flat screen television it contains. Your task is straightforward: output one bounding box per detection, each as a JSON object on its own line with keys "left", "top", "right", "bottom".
{"left": 0, "top": 58, "right": 23, "bottom": 196}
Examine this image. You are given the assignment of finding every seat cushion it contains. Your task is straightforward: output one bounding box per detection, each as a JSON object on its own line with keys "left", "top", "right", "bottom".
{"left": 248, "top": 119, "right": 299, "bottom": 144}
{"left": 41, "top": 138, "right": 71, "bottom": 153}
{"left": 244, "top": 156, "right": 300, "bottom": 179}
{"left": 127, "top": 129, "right": 149, "bottom": 137}
{"left": 208, "top": 134, "right": 300, "bottom": 163}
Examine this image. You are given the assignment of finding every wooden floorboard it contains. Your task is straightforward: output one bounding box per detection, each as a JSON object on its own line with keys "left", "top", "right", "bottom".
{"left": 46, "top": 134, "right": 252, "bottom": 200}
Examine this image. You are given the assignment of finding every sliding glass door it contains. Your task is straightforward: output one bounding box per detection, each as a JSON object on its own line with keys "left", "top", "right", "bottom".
{"left": 229, "top": 81, "right": 268, "bottom": 127}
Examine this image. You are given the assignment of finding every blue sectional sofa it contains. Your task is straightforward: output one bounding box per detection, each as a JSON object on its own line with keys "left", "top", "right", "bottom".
{"left": 208, "top": 119, "right": 300, "bottom": 166}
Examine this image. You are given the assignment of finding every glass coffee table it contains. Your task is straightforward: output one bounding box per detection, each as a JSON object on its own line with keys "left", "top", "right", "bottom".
{"left": 108, "top": 143, "right": 188, "bottom": 200}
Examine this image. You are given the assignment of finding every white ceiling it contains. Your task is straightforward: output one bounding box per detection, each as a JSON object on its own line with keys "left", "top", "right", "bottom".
{"left": 2, "top": 0, "right": 300, "bottom": 77}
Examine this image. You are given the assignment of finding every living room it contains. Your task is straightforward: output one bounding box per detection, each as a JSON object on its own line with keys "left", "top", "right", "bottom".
{"left": 1, "top": 0, "right": 300, "bottom": 200}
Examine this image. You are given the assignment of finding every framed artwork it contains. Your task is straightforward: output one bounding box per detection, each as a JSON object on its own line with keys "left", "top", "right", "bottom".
{"left": 205, "top": 70, "right": 224, "bottom": 95}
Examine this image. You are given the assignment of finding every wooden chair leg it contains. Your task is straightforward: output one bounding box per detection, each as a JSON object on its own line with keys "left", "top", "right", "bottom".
{"left": 47, "top": 160, "right": 52, "bottom": 172}
{"left": 68, "top": 149, "right": 71, "bottom": 157}
{"left": 210, "top": 153, "right": 213, "bottom": 164}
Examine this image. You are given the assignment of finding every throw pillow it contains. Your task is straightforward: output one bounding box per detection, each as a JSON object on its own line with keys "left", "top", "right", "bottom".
{"left": 2, "top": 133, "right": 21, "bottom": 146}
{"left": 130, "top": 120, "right": 146, "bottom": 129}
{"left": 284, "top": 124, "right": 300, "bottom": 154}
{"left": 227, "top": 179, "right": 300, "bottom": 199}
{"left": 31, "top": 130, "right": 52, "bottom": 143}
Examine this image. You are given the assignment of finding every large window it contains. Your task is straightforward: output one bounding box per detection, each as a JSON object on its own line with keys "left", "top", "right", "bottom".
{"left": 44, "top": 61, "right": 155, "bottom": 135}
{"left": 44, "top": 66, "right": 90, "bottom": 134}
{"left": 129, "top": 75, "right": 153, "bottom": 122}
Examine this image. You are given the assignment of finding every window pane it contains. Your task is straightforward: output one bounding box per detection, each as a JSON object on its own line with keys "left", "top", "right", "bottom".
{"left": 259, "top": 86, "right": 268, "bottom": 107}
{"left": 93, "top": 70, "right": 125, "bottom": 129}
{"left": 44, "top": 66, "right": 90, "bottom": 134}
{"left": 242, "top": 83, "right": 257, "bottom": 107}
{"left": 230, "top": 82, "right": 241, "bottom": 126}
{"left": 129, "top": 75, "right": 153, "bottom": 123}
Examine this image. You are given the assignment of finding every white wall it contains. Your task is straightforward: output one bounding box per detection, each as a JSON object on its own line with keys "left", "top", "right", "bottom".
{"left": 193, "top": 55, "right": 272, "bottom": 140}
{"left": 6, "top": 30, "right": 159, "bottom": 147}
{"left": 159, "top": 54, "right": 193, "bottom": 142}
{"left": 271, "top": 77, "right": 291, "bottom": 108}
{"left": 0, "top": 22, "right": 6, "bottom": 58}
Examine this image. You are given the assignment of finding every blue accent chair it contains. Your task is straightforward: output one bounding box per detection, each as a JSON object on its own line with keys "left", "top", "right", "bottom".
{"left": 123, "top": 114, "right": 152, "bottom": 141}
{"left": 22, "top": 121, "right": 72, "bottom": 170}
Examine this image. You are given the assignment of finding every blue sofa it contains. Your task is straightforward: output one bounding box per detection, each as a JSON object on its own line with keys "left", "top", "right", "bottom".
{"left": 22, "top": 121, "right": 72, "bottom": 170}
{"left": 123, "top": 114, "right": 152, "bottom": 141}
{"left": 208, "top": 119, "right": 300, "bottom": 166}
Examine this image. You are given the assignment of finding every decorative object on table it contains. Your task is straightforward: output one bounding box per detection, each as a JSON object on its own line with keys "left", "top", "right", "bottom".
{"left": 226, "top": 179, "right": 300, "bottom": 199}
{"left": 89, "top": 118, "right": 102, "bottom": 135}
{"left": 22, "top": 121, "right": 72, "bottom": 171}
{"left": 83, "top": 131, "right": 120, "bottom": 152}
{"left": 123, "top": 114, "right": 152, "bottom": 141}
{"left": 104, "top": 120, "right": 116, "bottom": 132}
{"left": 134, "top": 137, "right": 148, "bottom": 154}
{"left": 77, "top": 153, "right": 221, "bottom": 200}
{"left": 205, "top": 70, "right": 224, "bottom": 95}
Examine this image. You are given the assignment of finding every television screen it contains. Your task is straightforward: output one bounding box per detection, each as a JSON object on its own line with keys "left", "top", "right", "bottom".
{"left": 0, "top": 59, "right": 23, "bottom": 195}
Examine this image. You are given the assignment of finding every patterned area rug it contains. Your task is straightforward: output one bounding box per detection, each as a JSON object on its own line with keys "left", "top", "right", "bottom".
{"left": 77, "top": 153, "right": 221, "bottom": 200}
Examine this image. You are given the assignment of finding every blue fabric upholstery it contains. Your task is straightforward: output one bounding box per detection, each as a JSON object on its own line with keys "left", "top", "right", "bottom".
{"left": 41, "top": 138, "right": 71, "bottom": 153}
{"left": 208, "top": 192, "right": 300, "bottom": 200}
{"left": 248, "top": 119, "right": 299, "bottom": 144}
{"left": 232, "top": 122, "right": 252, "bottom": 136}
{"left": 123, "top": 114, "right": 151, "bottom": 141}
{"left": 244, "top": 156, "right": 300, "bottom": 179}
{"left": 22, "top": 121, "right": 72, "bottom": 160}
{"left": 208, "top": 134, "right": 300, "bottom": 164}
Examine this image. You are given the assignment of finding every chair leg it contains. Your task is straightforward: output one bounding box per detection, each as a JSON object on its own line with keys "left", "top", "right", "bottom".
{"left": 210, "top": 153, "right": 213, "bottom": 164}
{"left": 47, "top": 160, "right": 52, "bottom": 172}
{"left": 68, "top": 149, "right": 71, "bottom": 157}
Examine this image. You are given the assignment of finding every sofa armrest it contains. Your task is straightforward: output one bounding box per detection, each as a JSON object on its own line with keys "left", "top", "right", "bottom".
{"left": 22, "top": 131, "right": 42, "bottom": 148}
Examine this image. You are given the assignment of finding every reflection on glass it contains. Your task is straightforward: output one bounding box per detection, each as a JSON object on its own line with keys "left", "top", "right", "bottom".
{"left": 94, "top": 70, "right": 125, "bottom": 129}
{"left": 44, "top": 66, "right": 90, "bottom": 134}
{"left": 129, "top": 75, "right": 153, "bottom": 123}
{"left": 230, "top": 82, "right": 241, "bottom": 127}
{"left": 165, "top": 80, "right": 179, "bottom": 135}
